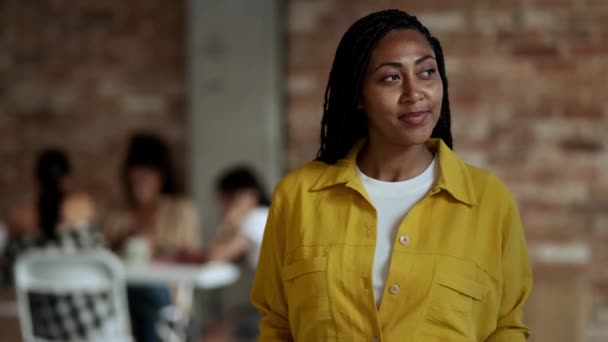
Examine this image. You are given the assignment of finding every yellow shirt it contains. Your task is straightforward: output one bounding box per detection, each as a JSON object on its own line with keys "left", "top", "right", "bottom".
{"left": 252, "top": 139, "right": 532, "bottom": 342}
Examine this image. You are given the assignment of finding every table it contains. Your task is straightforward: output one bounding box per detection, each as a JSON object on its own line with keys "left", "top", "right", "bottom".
{"left": 126, "top": 261, "right": 240, "bottom": 289}
{"left": 125, "top": 261, "right": 241, "bottom": 342}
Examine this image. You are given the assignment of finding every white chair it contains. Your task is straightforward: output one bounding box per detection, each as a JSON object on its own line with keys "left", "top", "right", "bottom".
{"left": 14, "top": 250, "right": 132, "bottom": 342}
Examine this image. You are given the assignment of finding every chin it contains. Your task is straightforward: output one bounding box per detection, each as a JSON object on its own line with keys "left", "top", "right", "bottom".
{"left": 399, "top": 130, "right": 434, "bottom": 146}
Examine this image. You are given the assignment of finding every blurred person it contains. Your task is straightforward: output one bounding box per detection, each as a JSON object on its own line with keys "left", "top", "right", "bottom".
{"left": 105, "top": 132, "right": 201, "bottom": 342}
{"left": 3, "top": 148, "right": 110, "bottom": 341}
{"left": 209, "top": 165, "right": 270, "bottom": 269}
{"left": 252, "top": 9, "right": 532, "bottom": 341}
{"left": 203, "top": 166, "right": 270, "bottom": 342}
{"left": 4, "top": 149, "right": 100, "bottom": 268}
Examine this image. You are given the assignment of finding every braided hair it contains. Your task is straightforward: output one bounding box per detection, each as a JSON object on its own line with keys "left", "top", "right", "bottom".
{"left": 316, "top": 9, "right": 452, "bottom": 164}
{"left": 36, "top": 149, "right": 71, "bottom": 239}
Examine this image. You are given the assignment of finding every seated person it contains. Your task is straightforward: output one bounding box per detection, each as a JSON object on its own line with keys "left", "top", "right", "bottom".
{"left": 105, "top": 133, "right": 202, "bottom": 342}
{"left": 205, "top": 166, "right": 270, "bottom": 341}
{"left": 209, "top": 166, "right": 270, "bottom": 269}
{"left": 4, "top": 149, "right": 108, "bottom": 341}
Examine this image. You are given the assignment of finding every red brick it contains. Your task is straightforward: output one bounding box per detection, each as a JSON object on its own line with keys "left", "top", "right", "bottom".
{"left": 570, "top": 42, "right": 608, "bottom": 56}
{"left": 512, "top": 43, "right": 561, "bottom": 58}
{"left": 533, "top": 0, "right": 576, "bottom": 7}
{"left": 0, "top": 0, "right": 187, "bottom": 214}
{"left": 560, "top": 138, "right": 604, "bottom": 153}
{"left": 535, "top": 60, "right": 577, "bottom": 72}
{"left": 496, "top": 29, "right": 542, "bottom": 45}
{"left": 585, "top": 0, "right": 608, "bottom": 8}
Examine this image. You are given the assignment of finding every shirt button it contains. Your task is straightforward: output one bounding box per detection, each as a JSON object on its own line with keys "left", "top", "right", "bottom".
{"left": 389, "top": 284, "right": 400, "bottom": 295}
{"left": 399, "top": 235, "right": 409, "bottom": 245}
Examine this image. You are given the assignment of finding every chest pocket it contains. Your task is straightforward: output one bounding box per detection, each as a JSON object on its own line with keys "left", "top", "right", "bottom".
{"left": 281, "top": 257, "right": 336, "bottom": 341}
{"left": 419, "top": 264, "right": 486, "bottom": 341}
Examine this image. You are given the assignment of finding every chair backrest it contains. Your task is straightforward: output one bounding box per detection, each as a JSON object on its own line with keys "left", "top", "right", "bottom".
{"left": 14, "top": 249, "right": 131, "bottom": 342}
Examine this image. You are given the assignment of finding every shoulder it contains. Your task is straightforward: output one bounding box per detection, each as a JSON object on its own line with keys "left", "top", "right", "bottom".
{"left": 274, "top": 161, "right": 328, "bottom": 196}
{"left": 463, "top": 163, "right": 518, "bottom": 210}
{"left": 62, "top": 192, "right": 95, "bottom": 209}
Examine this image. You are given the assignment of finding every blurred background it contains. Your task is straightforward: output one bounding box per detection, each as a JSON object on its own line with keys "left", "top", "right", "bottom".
{"left": 0, "top": 0, "right": 607, "bottom": 341}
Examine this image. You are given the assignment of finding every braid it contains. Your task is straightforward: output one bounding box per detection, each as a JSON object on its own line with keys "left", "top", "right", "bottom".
{"left": 316, "top": 9, "right": 453, "bottom": 164}
{"left": 36, "top": 149, "right": 70, "bottom": 239}
{"left": 428, "top": 36, "right": 453, "bottom": 149}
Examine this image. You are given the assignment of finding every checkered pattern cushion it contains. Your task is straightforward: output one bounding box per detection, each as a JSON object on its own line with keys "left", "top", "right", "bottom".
{"left": 29, "top": 289, "right": 116, "bottom": 340}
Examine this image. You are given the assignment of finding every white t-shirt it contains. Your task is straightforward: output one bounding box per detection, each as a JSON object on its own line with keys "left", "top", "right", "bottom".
{"left": 239, "top": 206, "right": 270, "bottom": 269}
{"left": 356, "top": 157, "right": 437, "bottom": 306}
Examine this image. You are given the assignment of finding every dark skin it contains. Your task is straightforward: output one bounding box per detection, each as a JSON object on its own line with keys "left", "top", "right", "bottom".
{"left": 357, "top": 29, "right": 443, "bottom": 182}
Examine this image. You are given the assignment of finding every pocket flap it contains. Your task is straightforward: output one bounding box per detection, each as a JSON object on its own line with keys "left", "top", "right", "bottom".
{"left": 281, "top": 257, "right": 327, "bottom": 281}
{"left": 437, "top": 273, "right": 485, "bottom": 300}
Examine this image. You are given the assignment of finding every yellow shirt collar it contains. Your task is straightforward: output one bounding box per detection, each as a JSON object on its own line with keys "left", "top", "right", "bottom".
{"left": 310, "top": 138, "right": 478, "bottom": 206}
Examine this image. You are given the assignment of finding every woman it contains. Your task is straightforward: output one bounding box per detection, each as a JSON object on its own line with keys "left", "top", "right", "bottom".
{"left": 252, "top": 9, "right": 532, "bottom": 341}
{"left": 105, "top": 133, "right": 201, "bottom": 259}
{"left": 105, "top": 133, "right": 201, "bottom": 342}
{"left": 209, "top": 165, "right": 270, "bottom": 270}
{"left": 4, "top": 149, "right": 107, "bottom": 341}
{"left": 5, "top": 149, "right": 100, "bottom": 264}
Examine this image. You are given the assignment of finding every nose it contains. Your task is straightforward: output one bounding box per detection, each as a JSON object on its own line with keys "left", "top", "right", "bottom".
{"left": 399, "top": 77, "right": 423, "bottom": 104}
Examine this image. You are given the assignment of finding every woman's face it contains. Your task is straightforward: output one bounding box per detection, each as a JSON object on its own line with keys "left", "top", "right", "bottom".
{"left": 218, "top": 190, "right": 257, "bottom": 219}
{"left": 360, "top": 29, "right": 443, "bottom": 148}
{"left": 129, "top": 166, "right": 162, "bottom": 206}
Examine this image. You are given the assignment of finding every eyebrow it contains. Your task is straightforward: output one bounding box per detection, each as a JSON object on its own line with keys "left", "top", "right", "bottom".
{"left": 374, "top": 55, "right": 436, "bottom": 71}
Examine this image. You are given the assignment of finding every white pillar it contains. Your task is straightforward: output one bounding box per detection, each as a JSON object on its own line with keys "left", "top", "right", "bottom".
{"left": 188, "top": 0, "right": 282, "bottom": 243}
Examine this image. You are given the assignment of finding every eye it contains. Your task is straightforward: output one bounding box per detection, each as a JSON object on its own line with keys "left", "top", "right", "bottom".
{"left": 382, "top": 74, "right": 400, "bottom": 82}
{"left": 420, "top": 68, "right": 437, "bottom": 79}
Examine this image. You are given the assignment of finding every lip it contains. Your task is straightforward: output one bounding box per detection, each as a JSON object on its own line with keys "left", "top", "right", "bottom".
{"left": 398, "top": 111, "right": 430, "bottom": 125}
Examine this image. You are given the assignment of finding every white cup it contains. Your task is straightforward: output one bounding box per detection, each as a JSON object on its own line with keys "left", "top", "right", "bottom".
{"left": 124, "top": 236, "right": 151, "bottom": 266}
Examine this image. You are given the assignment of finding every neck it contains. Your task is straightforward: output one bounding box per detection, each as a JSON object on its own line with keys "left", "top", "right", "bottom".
{"left": 357, "top": 138, "right": 433, "bottom": 182}
{"left": 134, "top": 197, "right": 160, "bottom": 213}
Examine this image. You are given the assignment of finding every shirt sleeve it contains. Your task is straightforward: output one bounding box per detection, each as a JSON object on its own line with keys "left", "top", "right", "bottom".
{"left": 251, "top": 187, "right": 293, "bottom": 341}
{"left": 488, "top": 191, "right": 533, "bottom": 341}
{"left": 240, "top": 207, "right": 269, "bottom": 245}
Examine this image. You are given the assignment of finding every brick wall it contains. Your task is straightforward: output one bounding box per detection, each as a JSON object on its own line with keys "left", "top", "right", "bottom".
{"left": 285, "top": 0, "right": 608, "bottom": 340}
{"left": 0, "top": 0, "right": 187, "bottom": 214}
